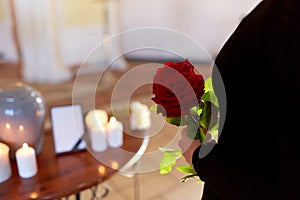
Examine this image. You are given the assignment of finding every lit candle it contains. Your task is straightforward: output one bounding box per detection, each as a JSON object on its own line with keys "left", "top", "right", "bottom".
{"left": 85, "top": 110, "right": 108, "bottom": 152}
{"left": 111, "top": 161, "right": 119, "bottom": 170}
{"left": 89, "top": 124, "right": 107, "bottom": 152}
{"left": 0, "top": 143, "right": 12, "bottom": 183}
{"left": 15, "top": 143, "right": 38, "bottom": 178}
{"left": 130, "top": 101, "right": 151, "bottom": 131}
{"left": 5, "top": 123, "right": 11, "bottom": 130}
{"left": 85, "top": 110, "right": 108, "bottom": 129}
{"left": 98, "top": 165, "right": 106, "bottom": 176}
{"left": 106, "top": 117, "right": 123, "bottom": 148}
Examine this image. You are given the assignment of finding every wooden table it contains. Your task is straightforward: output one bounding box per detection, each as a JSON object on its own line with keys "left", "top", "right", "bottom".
{"left": 0, "top": 123, "right": 147, "bottom": 199}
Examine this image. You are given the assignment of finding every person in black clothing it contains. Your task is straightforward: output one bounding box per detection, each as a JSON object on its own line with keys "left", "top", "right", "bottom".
{"left": 179, "top": 0, "right": 300, "bottom": 199}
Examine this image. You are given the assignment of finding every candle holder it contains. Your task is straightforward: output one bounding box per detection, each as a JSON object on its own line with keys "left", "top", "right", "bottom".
{"left": 0, "top": 81, "right": 46, "bottom": 159}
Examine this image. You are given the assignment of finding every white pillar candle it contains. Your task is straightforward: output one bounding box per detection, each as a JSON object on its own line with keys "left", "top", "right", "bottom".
{"left": 15, "top": 143, "right": 38, "bottom": 178}
{"left": 107, "top": 117, "right": 123, "bottom": 148}
{"left": 85, "top": 110, "right": 109, "bottom": 152}
{"left": 130, "top": 101, "right": 151, "bottom": 131}
{"left": 85, "top": 110, "right": 108, "bottom": 130}
{"left": 0, "top": 143, "right": 12, "bottom": 183}
{"left": 89, "top": 125, "right": 108, "bottom": 152}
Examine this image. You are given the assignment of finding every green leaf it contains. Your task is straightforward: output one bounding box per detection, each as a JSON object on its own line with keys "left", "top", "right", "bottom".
{"left": 160, "top": 156, "right": 176, "bottom": 174}
{"left": 199, "top": 127, "right": 206, "bottom": 144}
{"left": 159, "top": 148, "right": 182, "bottom": 174}
{"left": 166, "top": 117, "right": 183, "bottom": 126}
{"left": 190, "top": 105, "right": 199, "bottom": 113}
{"left": 179, "top": 174, "right": 202, "bottom": 183}
{"left": 199, "top": 102, "right": 211, "bottom": 129}
{"left": 176, "top": 165, "right": 197, "bottom": 174}
{"left": 209, "top": 121, "right": 219, "bottom": 142}
{"left": 149, "top": 105, "right": 158, "bottom": 111}
{"left": 201, "top": 92, "right": 212, "bottom": 103}
{"left": 197, "top": 108, "right": 203, "bottom": 115}
{"left": 186, "top": 110, "right": 200, "bottom": 140}
{"left": 206, "top": 91, "right": 219, "bottom": 107}
{"left": 159, "top": 147, "right": 183, "bottom": 156}
{"left": 159, "top": 149, "right": 203, "bottom": 183}
{"left": 204, "top": 77, "right": 214, "bottom": 92}
{"left": 203, "top": 77, "right": 219, "bottom": 107}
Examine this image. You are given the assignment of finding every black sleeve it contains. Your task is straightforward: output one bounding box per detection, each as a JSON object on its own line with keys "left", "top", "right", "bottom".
{"left": 193, "top": 0, "right": 300, "bottom": 199}
{"left": 191, "top": 0, "right": 288, "bottom": 199}
{"left": 192, "top": 145, "right": 272, "bottom": 200}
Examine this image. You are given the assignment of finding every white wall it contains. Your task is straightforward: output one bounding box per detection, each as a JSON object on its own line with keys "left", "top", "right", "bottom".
{"left": 119, "top": 0, "right": 262, "bottom": 62}
{"left": 59, "top": 26, "right": 105, "bottom": 67}
{"left": 58, "top": 0, "right": 263, "bottom": 67}
{"left": 1, "top": 0, "right": 262, "bottom": 67}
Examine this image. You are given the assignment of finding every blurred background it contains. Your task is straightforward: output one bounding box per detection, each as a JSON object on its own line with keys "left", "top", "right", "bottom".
{"left": 0, "top": 0, "right": 261, "bottom": 83}
{"left": 0, "top": 1, "right": 263, "bottom": 199}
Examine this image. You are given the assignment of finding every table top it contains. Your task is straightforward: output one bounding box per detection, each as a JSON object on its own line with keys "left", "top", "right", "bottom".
{"left": 0, "top": 120, "right": 146, "bottom": 200}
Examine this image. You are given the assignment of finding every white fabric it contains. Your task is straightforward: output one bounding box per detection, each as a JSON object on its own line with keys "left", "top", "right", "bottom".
{"left": 13, "top": 0, "right": 72, "bottom": 83}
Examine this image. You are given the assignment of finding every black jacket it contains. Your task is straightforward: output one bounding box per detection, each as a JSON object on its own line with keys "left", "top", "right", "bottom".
{"left": 193, "top": 0, "right": 300, "bottom": 199}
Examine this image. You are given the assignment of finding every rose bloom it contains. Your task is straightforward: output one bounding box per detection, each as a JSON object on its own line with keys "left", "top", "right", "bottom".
{"left": 152, "top": 59, "right": 205, "bottom": 118}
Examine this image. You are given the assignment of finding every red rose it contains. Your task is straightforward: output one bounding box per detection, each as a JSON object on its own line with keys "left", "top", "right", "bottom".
{"left": 152, "top": 59, "right": 205, "bottom": 117}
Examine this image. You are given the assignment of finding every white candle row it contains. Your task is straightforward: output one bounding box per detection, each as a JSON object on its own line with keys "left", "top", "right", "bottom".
{"left": 85, "top": 110, "right": 123, "bottom": 152}
{"left": 0, "top": 142, "right": 38, "bottom": 183}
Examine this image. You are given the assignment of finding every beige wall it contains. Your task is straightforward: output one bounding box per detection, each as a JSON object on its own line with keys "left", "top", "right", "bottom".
{"left": 0, "top": 0, "right": 5, "bottom": 22}
{"left": 0, "top": 0, "right": 103, "bottom": 25}
{"left": 62, "top": 0, "right": 104, "bottom": 26}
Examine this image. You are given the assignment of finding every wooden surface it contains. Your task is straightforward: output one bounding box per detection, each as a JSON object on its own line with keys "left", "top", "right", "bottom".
{"left": 0, "top": 120, "right": 145, "bottom": 200}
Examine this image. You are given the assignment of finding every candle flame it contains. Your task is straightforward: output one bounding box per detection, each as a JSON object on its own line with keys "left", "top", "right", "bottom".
{"left": 98, "top": 165, "right": 106, "bottom": 175}
{"left": 19, "top": 125, "right": 24, "bottom": 131}
{"left": 22, "top": 143, "right": 29, "bottom": 149}
{"left": 109, "top": 117, "right": 117, "bottom": 124}
{"left": 29, "top": 192, "right": 39, "bottom": 199}
{"left": 36, "top": 110, "right": 42, "bottom": 116}
{"left": 16, "top": 82, "right": 23, "bottom": 87}
{"left": 111, "top": 161, "right": 119, "bottom": 170}
{"left": 5, "top": 123, "right": 11, "bottom": 130}
{"left": 108, "top": 117, "right": 120, "bottom": 129}
{"left": 85, "top": 110, "right": 108, "bottom": 130}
